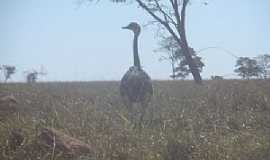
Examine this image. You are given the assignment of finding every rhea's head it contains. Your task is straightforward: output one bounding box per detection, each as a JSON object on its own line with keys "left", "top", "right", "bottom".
{"left": 122, "top": 22, "right": 141, "bottom": 35}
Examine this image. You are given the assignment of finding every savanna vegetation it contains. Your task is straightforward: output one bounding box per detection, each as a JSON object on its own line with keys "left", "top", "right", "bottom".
{"left": 1, "top": 1, "right": 270, "bottom": 160}
{"left": 1, "top": 80, "right": 270, "bottom": 160}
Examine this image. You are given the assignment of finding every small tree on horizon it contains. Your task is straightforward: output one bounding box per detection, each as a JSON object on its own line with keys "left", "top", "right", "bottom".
{"left": 1, "top": 65, "right": 16, "bottom": 82}
{"left": 234, "top": 57, "right": 262, "bottom": 79}
{"left": 26, "top": 71, "right": 38, "bottom": 83}
{"left": 255, "top": 54, "right": 270, "bottom": 79}
{"left": 25, "top": 68, "right": 47, "bottom": 83}
{"left": 156, "top": 36, "right": 180, "bottom": 79}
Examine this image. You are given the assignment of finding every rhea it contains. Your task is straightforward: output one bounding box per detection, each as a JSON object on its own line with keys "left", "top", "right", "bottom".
{"left": 120, "top": 22, "right": 153, "bottom": 125}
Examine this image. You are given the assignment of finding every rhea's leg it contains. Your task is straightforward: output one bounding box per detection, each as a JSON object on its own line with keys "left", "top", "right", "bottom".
{"left": 130, "top": 103, "right": 140, "bottom": 129}
{"left": 135, "top": 101, "right": 148, "bottom": 130}
{"left": 121, "top": 97, "right": 136, "bottom": 128}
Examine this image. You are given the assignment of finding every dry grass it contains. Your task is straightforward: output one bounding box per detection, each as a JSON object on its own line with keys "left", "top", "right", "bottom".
{"left": 0, "top": 80, "right": 270, "bottom": 160}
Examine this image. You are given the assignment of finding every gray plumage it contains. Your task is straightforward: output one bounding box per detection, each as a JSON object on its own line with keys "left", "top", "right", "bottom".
{"left": 120, "top": 22, "right": 153, "bottom": 107}
{"left": 120, "top": 66, "right": 153, "bottom": 105}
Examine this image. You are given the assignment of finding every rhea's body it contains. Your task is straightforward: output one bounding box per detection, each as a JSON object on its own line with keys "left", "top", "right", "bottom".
{"left": 120, "top": 66, "right": 153, "bottom": 104}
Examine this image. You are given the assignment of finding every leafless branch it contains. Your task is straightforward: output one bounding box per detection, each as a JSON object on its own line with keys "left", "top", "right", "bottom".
{"left": 135, "top": 0, "right": 181, "bottom": 46}
{"left": 179, "top": 0, "right": 189, "bottom": 42}
{"left": 142, "top": 20, "right": 159, "bottom": 28}
{"left": 153, "top": 0, "right": 177, "bottom": 27}
{"left": 172, "top": 0, "right": 182, "bottom": 35}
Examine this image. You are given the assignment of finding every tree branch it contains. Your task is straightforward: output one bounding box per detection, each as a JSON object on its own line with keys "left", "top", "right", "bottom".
{"left": 180, "top": 0, "right": 189, "bottom": 45}
{"left": 172, "top": 0, "right": 182, "bottom": 36}
{"left": 134, "top": 0, "right": 181, "bottom": 46}
{"left": 169, "top": 0, "right": 174, "bottom": 7}
{"left": 153, "top": 0, "right": 177, "bottom": 27}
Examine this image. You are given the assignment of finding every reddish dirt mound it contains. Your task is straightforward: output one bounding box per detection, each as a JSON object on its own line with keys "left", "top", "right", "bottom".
{"left": 39, "top": 127, "right": 94, "bottom": 156}
{"left": 0, "top": 95, "right": 18, "bottom": 120}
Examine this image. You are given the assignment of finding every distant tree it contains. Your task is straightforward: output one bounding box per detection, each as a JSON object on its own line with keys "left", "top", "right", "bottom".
{"left": 0, "top": 66, "right": 2, "bottom": 82}
{"left": 1, "top": 65, "right": 16, "bottom": 82}
{"left": 255, "top": 54, "right": 270, "bottom": 79}
{"left": 87, "top": 0, "right": 206, "bottom": 83}
{"left": 211, "top": 75, "right": 223, "bottom": 80}
{"left": 24, "top": 69, "right": 47, "bottom": 83}
{"left": 26, "top": 71, "right": 38, "bottom": 83}
{"left": 234, "top": 57, "right": 262, "bottom": 79}
{"left": 156, "top": 36, "right": 204, "bottom": 79}
{"left": 156, "top": 36, "right": 180, "bottom": 79}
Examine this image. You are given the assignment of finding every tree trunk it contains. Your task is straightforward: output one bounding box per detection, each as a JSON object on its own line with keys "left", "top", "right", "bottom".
{"left": 171, "top": 52, "right": 176, "bottom": 80}
{"left": 180, "top": 42, "right": 202, "bottom": 84}
{"left": 177, "top": 0, "right": 202, "bottom": 84}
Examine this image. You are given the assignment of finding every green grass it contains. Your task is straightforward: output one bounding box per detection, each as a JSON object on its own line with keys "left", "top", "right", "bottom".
{"left": 1, "top": 80, "right": 270, "bottom": 160}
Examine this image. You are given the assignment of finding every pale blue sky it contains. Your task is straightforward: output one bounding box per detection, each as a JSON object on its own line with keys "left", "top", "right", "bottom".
{"left": 1, "top": 0, "right": 269, "bottom": 81}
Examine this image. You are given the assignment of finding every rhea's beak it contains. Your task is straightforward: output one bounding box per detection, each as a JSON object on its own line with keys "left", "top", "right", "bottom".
{"left": 122, "top": 26, "right": 129, "bottom": 29}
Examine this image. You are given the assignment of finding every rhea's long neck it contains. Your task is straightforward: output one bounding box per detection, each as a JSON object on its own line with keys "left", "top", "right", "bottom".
{"left": 133, "top": 33, "right": 141, "bottom": 69}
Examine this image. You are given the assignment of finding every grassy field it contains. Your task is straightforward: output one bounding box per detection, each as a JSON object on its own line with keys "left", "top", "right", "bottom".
{"left": 0, "top": 80, "right": 270, "bottom": 160}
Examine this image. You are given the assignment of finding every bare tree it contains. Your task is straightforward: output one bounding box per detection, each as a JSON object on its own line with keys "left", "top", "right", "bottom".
{"left": 1, "top": 65, "right": 16, "bottom": 82}
{"left": 87, "top": 0, "right": 205, "bottom": 83}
